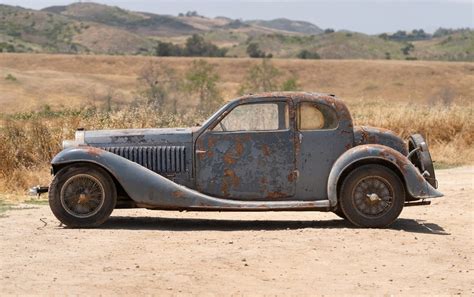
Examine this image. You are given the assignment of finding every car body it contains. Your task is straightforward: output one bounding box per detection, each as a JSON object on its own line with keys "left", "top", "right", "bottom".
{"left": 45, "top": 92, "right": 443, "bottom": 228}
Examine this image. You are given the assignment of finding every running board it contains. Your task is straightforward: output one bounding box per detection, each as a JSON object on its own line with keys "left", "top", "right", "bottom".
{"left": 140, "top": 199, "right": 332, "bottom": 211}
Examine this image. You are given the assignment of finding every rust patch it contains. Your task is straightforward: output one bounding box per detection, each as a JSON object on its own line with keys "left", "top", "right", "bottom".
{"left": 235, "top": 141, "right": 244, "bottom": 156}
{"left": 221, "top": 168, "right": 240, "bottom": 197}
{"left": 223, "top": 153, "right": 236, "bottom": 165}
{"left": 172, "top": 190, "right": 185, "bottom": 198}
{"left": 224, "top": 169, "right": 240, "bottom": 187}
{"left": 207, "top": 137, "right": 217, "bottom": 148}
{"left": 287, "top": 171, "right": 296, "bottom": 182}
{"left": 85, "top": 146, "right": 104, "bottom": 157}
{"left": 267, "top": 191, "right": 287, "bottom": 199}
{"left": 261, "top": 144, "right": 271, "bottom": 156}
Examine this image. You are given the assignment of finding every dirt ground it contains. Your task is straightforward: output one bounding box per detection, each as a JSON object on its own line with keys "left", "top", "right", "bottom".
{"left": 0, "top": 166, "right": 472, "bottom": 296}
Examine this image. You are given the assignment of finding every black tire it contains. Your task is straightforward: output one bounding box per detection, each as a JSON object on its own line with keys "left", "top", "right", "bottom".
{"left": 49, "top": 164, "right": 117, "bottom": 228}
{"left": 339, "top": 164, "right": 405, "bottom": 228}
{"left": 408, "top": 134, "right": 436, "bottom": 188}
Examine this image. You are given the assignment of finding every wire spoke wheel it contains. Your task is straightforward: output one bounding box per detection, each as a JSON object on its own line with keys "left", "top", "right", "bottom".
{"left": 60, "top": 174, "right": 105, "bottom": 218}
{"left": 352, "top": 176, "right": 394, "bottom": 218}
{"left": 340, "top": 164, "right": 405, "bottom": 228}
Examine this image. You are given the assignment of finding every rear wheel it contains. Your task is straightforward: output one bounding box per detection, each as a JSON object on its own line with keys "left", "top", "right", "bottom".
{"left": 49, "top": 164, "right": 117, "bottom": 228}
{"left": 339, "top": 164, "right": 405, "bottom": 228}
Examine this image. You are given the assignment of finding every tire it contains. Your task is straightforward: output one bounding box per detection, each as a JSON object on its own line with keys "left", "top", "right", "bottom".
{"left": 339, "top": 164, "right": 405, "bottom": 228}
{"left": 408, "top": 134, "right": 437, "bottom": 188}
{"left": 49, "top": 164, "right": 117, "bottom": 228}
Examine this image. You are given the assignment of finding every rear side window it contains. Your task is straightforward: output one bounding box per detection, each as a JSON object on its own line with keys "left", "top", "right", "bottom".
{"left": 298, "top": 102, "right": 338, "bottom": 130}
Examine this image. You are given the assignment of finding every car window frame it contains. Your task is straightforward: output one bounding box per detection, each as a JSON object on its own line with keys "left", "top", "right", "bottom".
{"left": 208, "top": 99, "right": 291, "bottom": 133}
{"left": 297, "top": 101, "right": 339, "bottom": 132}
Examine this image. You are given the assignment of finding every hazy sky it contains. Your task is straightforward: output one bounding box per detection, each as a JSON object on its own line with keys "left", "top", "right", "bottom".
{"left": 2, "top": 0, "right": 473, "bottom": 34}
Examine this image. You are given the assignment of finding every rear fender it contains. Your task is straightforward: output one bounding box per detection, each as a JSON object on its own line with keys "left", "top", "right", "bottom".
{"left": 327, "top": 144, "right": 443, "bottom": 207}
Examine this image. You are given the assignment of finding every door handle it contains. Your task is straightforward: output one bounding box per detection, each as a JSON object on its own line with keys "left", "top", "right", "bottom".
{"left": 196, "top": 150, "right": 207, "bottom": 155}
{"left": 298, "top": 133, "right": 303, "bottom": 144}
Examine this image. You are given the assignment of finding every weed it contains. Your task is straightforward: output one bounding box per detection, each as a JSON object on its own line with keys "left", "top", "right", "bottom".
{"left": 5, "top": 74, "right": 17, "bottom": 81}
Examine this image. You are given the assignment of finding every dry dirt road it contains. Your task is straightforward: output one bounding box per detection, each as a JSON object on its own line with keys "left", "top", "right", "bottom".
{"left": 1, "top": 167, "right": 472, "bottom": 296}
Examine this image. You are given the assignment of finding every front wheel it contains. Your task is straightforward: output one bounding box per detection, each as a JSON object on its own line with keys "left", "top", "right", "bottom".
{"left": 339, "top": 164, "right": 405, "bottom": 228}
{"left": 49, "top": 164, "right": 117, "bottom": 228}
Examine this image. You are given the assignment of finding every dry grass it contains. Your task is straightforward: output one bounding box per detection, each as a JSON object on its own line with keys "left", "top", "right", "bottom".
{"left": 0, "top": 54, "right": 473, "bottom": 113}
{"left": 0, "top": 100, "right": 472, "bottom": 194}
{"left": 347, "top": 100, "right": 473, "bottom": 166}
{"left": 0, "top": 54, "right": 472, "bottom": 193}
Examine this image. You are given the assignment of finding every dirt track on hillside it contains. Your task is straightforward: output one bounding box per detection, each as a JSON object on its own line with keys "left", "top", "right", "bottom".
{"left": 0, "top": 167, "right": 472, "bottom": 296}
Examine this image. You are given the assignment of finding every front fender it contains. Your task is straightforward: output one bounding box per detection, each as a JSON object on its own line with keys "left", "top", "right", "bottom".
{"left": 52, "top": 146, "right": 210, "bottom": 208}
{"left": 327, "top": 144, "right": 443, "bottom": 207}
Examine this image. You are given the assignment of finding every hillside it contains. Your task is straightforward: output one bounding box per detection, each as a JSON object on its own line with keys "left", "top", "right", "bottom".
{"left": 0, "top": 54, "right": 472, "bottom": 113}
{"left": 0, "top": 2, "right": 472, "bottom": 61}
{"left": 246, "top": 18, "right": 323, "bottom": 35}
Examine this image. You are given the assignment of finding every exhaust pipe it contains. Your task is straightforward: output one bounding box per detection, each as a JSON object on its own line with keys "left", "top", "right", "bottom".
{"left": 29, "top": 185, "right": 49, "bottom": 197}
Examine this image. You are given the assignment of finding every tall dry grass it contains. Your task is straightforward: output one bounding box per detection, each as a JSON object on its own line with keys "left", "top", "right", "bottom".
{"left": 348, "top": 100, "right": 473, "bottom": 166}
{"left": 0, "top": 101, "right": 472, "bottom": 193}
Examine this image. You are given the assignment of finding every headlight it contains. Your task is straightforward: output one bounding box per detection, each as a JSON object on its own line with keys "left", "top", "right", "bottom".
{"left": 62, "top": 130, "right": 86, "bottom": 149}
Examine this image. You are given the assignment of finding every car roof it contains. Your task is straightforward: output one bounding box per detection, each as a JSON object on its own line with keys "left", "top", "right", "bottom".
{"left": 236, "top": 91, "right": 338, "bottom": 103}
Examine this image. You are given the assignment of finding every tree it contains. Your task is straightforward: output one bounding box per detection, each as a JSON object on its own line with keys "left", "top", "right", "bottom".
{"left": 401, "top": 43, "right": 414, "bottom": 55}
{"left": 184, "top": 34, "right": 227, "bottom": 57}
{"left": 239, "top": 59, "right": 280, "bottom": 94}
{"left": 185, "top": 60, "right": 222, "bottom": 112}
{"left": 137, "top": 61, "right": 182, "bottom": 111}
{"left": 246, "top": 43, "right": 269, "bottom": 58}
{"left": 297, "top": 49, "right": 320, "bottom": 59}
{"left": 155, "top": 41, "right": 182, "bottom": 56}
{"left": 324, "top": 28, "right": 335, "bottom": 34}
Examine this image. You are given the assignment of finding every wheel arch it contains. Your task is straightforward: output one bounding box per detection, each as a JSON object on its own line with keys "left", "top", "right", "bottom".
{"left": 335, "top": 158, "right": 406, "bottom": 204}
{"left": 327, "top": 144, "right": 442, "bottom": 207}
{"left": 52, "top": 161, "right": 132, "bottom": 205}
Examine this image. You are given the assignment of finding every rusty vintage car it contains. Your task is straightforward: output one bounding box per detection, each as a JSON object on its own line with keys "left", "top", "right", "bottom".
{"left": 43, "top": 92, "right": 442, "bottom": 228}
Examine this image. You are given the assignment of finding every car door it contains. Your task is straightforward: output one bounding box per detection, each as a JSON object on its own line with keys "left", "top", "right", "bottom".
{"left": 295, "top": 100, "right": 353, "bottom": 200}
{"left": 195, "top": 99, "right": 296, "bottom": 200}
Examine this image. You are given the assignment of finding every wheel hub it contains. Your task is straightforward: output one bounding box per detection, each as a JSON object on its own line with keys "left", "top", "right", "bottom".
{"left": 352, "top": 176, "right": 394, "bottom": 217}
{"left": 367, "top": 193, "right": 382, "bottom": 202}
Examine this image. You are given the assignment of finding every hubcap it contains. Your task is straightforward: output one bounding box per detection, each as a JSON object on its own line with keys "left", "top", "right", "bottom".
{"left": 60, "top": 174, "right": 105, "bottom": 218}
{"left": 352, "top": 176, "right": 393, "bottom": 218}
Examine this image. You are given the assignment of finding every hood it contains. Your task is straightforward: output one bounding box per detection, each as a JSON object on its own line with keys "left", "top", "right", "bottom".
{"left": 64, "top": 128, "right": 193, "bottom": 148}
{"left": 353, "top": 126, "right": 408, "bottom": 155}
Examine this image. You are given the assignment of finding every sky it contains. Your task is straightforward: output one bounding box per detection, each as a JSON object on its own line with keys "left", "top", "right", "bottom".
{"left": 1, "top": 0, "right": 473, "bottom": 34}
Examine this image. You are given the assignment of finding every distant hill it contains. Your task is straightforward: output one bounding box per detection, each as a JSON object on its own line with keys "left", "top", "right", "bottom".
{"left": 246, "top": 18, "right": 323, "bottom": 35}
{"left": 0, "top": 2, "right": 472, "bottom": 61}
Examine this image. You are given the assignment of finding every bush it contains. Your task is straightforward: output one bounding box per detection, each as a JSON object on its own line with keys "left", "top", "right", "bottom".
{"left": 246, "top": 43, "right": 271, "bottom": 58}
{"left": 281, "top": 77, "right": 299, "bottom": 91}
{"left": 154, "top": 35, "right": 227, "bottom": 57}
{"left": 5, "top": 74, "right": 17, "bottom": 81}
{"left": 297, "top": 49, "right": 320, "bottom": 59}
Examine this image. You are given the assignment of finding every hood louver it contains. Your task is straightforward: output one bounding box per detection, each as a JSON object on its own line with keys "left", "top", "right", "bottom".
{"left": 102, "top": 146, "right": 187, "bottom": 173}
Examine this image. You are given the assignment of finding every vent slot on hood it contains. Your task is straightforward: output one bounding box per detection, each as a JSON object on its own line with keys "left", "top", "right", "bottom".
{"left": 103, "top": 146, "right": 186, "bottom": 173}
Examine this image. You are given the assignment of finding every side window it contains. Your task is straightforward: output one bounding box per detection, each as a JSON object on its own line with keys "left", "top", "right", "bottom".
{"left": 298, "top": 102, "right": 338, "bottom": 130}
{"left": 213, "top": 102, "right": 289, "bottom": 132}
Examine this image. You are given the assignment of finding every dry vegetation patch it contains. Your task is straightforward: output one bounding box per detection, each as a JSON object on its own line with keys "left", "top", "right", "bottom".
{"left": 0, "top": 54, "right": 472, "bottom": 193}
